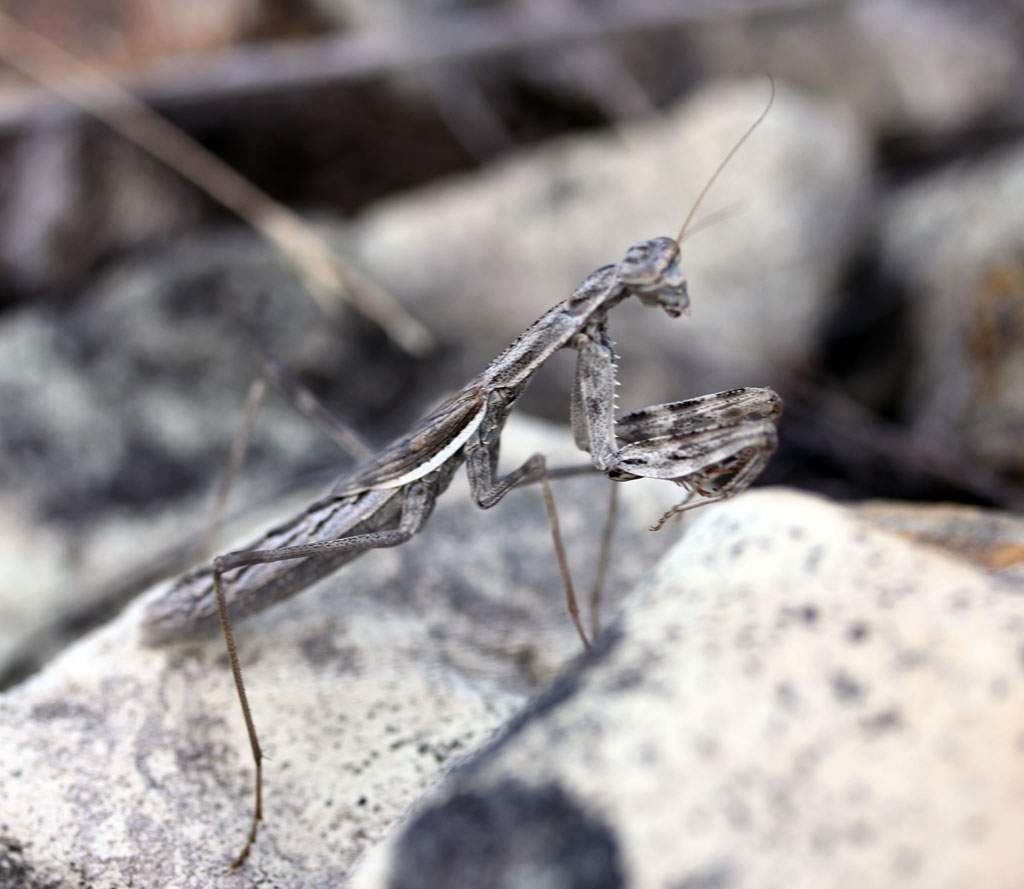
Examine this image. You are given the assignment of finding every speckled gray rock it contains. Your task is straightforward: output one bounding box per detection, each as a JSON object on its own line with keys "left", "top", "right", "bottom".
{"left": 879, "top": 144, "right": 1024, "bottom": 473}
{"left": 0, "top": 229, "right": 427, "bottom": 679}
{"left": 352, "top": 78, "right": 869, "bottom": 411}
{"left": 351, "top": 489, "right": 1024, "bottom": 889}
{"left": 0, "top": 415, "right": 682, "bottom": 888}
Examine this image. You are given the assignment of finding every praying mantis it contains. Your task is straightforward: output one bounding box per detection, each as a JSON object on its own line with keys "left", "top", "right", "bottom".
{"left": 141, "top": 82, "right": 782, "bottom": 869}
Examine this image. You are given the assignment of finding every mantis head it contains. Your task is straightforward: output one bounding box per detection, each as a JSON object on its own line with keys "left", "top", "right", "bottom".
{"left": 616, "top": 236, "right": 689, "bottom": 318}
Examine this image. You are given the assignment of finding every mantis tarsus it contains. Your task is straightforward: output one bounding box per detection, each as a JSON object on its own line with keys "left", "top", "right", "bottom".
{"left": 142, "top": 81, "right": 782, "bottom": 870}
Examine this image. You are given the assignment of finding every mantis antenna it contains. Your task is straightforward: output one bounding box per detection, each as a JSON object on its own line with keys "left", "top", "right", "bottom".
{"left": 676, "top": 76, "right": 776, "bottom": 246}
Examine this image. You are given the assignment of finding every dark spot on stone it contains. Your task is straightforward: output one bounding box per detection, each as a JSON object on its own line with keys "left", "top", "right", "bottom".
{"left": 831, "top": 670, "right": 865, "bottom": 703}
{"left": 664, "top": 622, "right": 684, "bottom": 645}
{"left": 768, "top": 785, "right": 796, "bottom": 819}
{"left": 811, "top": 825, "right": 836, "bottom": 854}
{"left": 638, "top": 741, "right": 661, "bottom": 765}
{"left": 357, "top": 796, "right": 367, "bottom": 806}
{"left": 548, "top": 175, "right": 582, "bottom": 205}
{"left": 989, "top": 676, "right": 1009, "bottom": 700}
{"left": 672, "top": 861, "right": 735, "bottom": 889}
{"left": 29, "top": 700, "right": 98, "bottom": 723}
{"left": 896, "top": 649, "right": 927, "bottom": 671}
{"left": 800, "top": 605, "right": 819, "bottom": 626}
{"left": 848, "top": 819, "right": 874, "bottom": 846}
{"left": 299, "top": 630, "right": 357, "bottom": 672}
{"left": 775, "top": 682, "right": 799, "bottom": 711}
{"left": 788, "top": 525, "right": 805, "bottom": 540}
{"left": 728, "top": 541, "right": 746, "bottom": 558}
{"left": 734, "top": 623, "right": 758, "bottom": 650}
{"left": 0, "top": 834, "right": 40, "bottom": 889}
{"left": 694, "top": 735, "right": 719, "bottom": 760}
{"left": 892, "top": 845, "right": 921, "bottom": 876}
{"left": 605, "top": 667, "right": 644, "bottom": 693}
{"left": 742, "top": 656, "right": 764, "bottom": 677}
{"left": 804, "top": 544, "right": 824, "bottom": 574}
{"left": 389, "top": 780, "right": 623, "bottom": 889}
{"left": 859, "top": 708, "right": 902, "bottom": 734}
{"left": 948, "top": 589, "right": 973, "bottom": 611}
{"left": 846, "top": 622, "right": 870, "bottom": 644}
{"left": 722, "top": 796, "right": 752, "bottom": 830}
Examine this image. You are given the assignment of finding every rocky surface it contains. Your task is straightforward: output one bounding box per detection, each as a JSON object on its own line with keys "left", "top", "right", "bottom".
{"left": 352, "top": 490, "right": 1024, "bottom": 889}
{"left": 4, "top": 30, "right": 1024, "bottom": 885}
{"left": 0, "top": 229, "right": 426, "bottom": 680}
{"left": 5, "top": 485, "right": 1024, "bottom": 887}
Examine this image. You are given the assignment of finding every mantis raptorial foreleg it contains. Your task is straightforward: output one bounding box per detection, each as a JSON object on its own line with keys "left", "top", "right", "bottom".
{"left": 608, "top": 387, "right": 783, "bottom": 529}
{"left": 570, "top": 323, "right": 619, "bottom": 470}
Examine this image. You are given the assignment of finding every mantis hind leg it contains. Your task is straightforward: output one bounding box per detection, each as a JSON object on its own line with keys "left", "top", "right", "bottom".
{"left": 212, "top": 481, "right": 435, "bottom": 869}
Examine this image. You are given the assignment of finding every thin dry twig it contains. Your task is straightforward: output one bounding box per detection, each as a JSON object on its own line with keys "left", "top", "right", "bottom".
{"left": 0, "top": 10, "right": 434, "bottom": 356}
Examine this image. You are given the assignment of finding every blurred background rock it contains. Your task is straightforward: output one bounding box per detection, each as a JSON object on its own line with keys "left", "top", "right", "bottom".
{"left": 2, "top": 0, "right": 1024, "bottom": 683}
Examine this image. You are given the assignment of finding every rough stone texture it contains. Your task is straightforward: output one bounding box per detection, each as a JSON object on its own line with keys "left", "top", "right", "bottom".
{"left": 351, "top": 490, "right": 1024, "bottom": 889}
{"left": 9, "top": 486, "right": 1024, "bottom": 887}
{"left": 0, "top": 229, "right": 425, "bottom": 678}
{"left": 351, "top": 78, "right": 869, "bottom": 412}
{"left": 0, "top": 415, "right": 681, "bottom": 888}
{"left": 879, "top": 144, "right": 1024, "bottom": 472}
